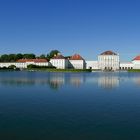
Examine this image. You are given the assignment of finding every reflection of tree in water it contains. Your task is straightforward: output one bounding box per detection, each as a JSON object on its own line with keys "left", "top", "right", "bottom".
{"left": 0, "top": 78, "right": 49, "bottom": 86}
{"left": 0, "top": 78, "right": 35, "bottom": 86}
{"left": 98, "top": 74, "right": 119, "bottom": 90}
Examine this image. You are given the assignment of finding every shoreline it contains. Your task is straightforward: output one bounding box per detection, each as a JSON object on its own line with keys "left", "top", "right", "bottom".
{"left": 1, "top": 68, "right": 140, "bottom": 73}
{"left": 26, "top": 68, "right": 92, "bottom": 73}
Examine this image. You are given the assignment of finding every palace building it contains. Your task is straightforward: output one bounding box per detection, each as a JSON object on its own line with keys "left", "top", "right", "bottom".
{"left": 0, "top": 51, "right": 140, "bottom": 71}
{"left": 0, "top": 59, "right": 50, "bottom": 69}
{"left": 98, "top": 51, "right": 120, "bottom": 71}
{"left": 132, "top": 55, "right": 140, "bottom": 69}
{"left": 69, "top": 54, "right": 86, "bottom": 69}
{"left": 50, "top": 53, "right": 68, "bottom": 69}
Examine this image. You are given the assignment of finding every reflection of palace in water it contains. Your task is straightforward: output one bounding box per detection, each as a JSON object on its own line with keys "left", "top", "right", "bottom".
{"left": 48, "top": 73, "right": 85, "bottom": 89}
{"left": 49, "top": 73, "right": 65, "bottom": 90}
{"left": 132, "top": 76, "right": 140, "bottom": 86}
{"left": 0, "top": 73, "right": 85, "bottom": 90}
{"left": 98, "top": 73, "right": 120, "bottom": 89}
{"left": 1, "top": 72, "right": 140, "bottom": 90}
{"left": 69, "top": 74, "right": 84, "bottom": 87}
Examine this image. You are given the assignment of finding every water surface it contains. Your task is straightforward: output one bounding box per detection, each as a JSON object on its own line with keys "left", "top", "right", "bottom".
{"left": 0, "top": 71, "right": 140, "bottom": 140}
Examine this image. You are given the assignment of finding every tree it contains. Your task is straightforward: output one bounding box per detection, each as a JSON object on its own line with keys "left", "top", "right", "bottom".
{"left": 39, "top": 54, "right": 46, "bottom": 59}
{"left": 47, "top": 50, "right": 60, "bottom": 60}
{"left": 16, "top": 53, "right": 23, "bottom": 60}
{"left": 8, "top": 54, "right": 16, "bottom": 62}
{"left": 23, "top": 54, "right": 36, "bottom": 59}
{"left": 0, "top": 54, "right": 9, "bottom": 62}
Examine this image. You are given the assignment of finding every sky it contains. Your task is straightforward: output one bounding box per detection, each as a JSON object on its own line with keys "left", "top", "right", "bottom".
{"left": 0, "top": 0, "right": 140, "bottom": 61}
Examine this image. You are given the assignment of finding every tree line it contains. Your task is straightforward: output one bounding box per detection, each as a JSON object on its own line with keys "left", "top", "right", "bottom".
{"left": 0, "top": 50, "right": 60, "bottom": 62}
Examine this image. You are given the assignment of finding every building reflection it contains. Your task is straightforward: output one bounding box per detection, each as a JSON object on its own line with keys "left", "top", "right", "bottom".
{"left": 2, "top": 72, "right": 138, "bottom": 90}
{"left": 98, "top": 74, "right": 119, "bottom": 89}
{"left": 0, "top": 73, "right": 86, "bottom": 90}
{"left": 1, "top": 72, "right": 140, "bottom": 91}
{"left": 69, "top": 74, "right": 84, "bottom": 87}
{"left": 132, "top": 76, "right": 140, "bottom": 86}
{"left": 48, "top": 73, "right": 65, "bottom": 90}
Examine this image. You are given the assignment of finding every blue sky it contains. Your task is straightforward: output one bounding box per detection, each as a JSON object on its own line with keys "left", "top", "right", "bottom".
{"left": 0, "top": 0, "right": 140, "bottom": 61}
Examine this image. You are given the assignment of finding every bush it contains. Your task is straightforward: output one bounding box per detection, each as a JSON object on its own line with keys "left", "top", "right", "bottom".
{"left": 27, "top": 64, "right": 56, "bottom": 69}
{"left": 8, "top": 65, "right": 16, "bottom": 69}
{"left": 0, "top": 66, "right": 19, "bottom": 71}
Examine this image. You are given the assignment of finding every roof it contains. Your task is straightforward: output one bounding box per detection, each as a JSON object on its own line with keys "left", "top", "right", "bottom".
{"left": 51, "top": 54, "right": 65, "bottom": 59}
{"left": 17, "top": 59, "right": 48, "bottom": 63}
{"left": 133, "top": 55, "right": 140, "bottom": 61}
{"left": 100, "top": 51, "right": 117, "bottom": 55}
{"left": 69, "top": 54, "right": 84, "bottom": 60}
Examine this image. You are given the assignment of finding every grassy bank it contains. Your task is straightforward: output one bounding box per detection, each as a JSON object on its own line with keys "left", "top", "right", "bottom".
{"left": 128, "top": 69, "right": 140, "bottom": 72}
{"left": 27, "top": 68, "right": 92, "bottom": 72}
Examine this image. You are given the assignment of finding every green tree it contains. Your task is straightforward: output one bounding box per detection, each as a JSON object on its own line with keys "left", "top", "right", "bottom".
{"left": 47, "top": 50, "right": 60, "bottom": 60}
{"left": 16, "top": 53, "right": 23, "bottom": 60}
{"left": 39, "top": 54, "right": 46, "bottom": 59}
{"left": 8, "top": 54, "right": 16, "bottom": 62}
{"left": 0, "top": 54, "right": 9, "bottom": 62}
{"left": 23, "top": 54, "right": 36, "bottom": 59}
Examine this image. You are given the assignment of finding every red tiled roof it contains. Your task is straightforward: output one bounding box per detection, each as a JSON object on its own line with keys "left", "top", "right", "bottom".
{"left": 17, "top": 59, "right": 48, "bottom": 63}
{"left": 133, "top": 55, "right": 140, "bottom": 61}
{"left": 69, "top": 54, "right": 84, "bottom": 60}
{"left": 51, "top": 55, "right": 65, "bottom": 59}
{"left": 100, "top": 51, "right": 117, "bottom": 55}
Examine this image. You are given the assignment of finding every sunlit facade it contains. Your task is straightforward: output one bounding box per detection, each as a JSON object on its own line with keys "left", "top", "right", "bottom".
{"left": 98, "top": 51, "right": 120, "bottom": 71}
{"left": 50, "top": 54, "right": 69, "bottom": 69}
